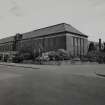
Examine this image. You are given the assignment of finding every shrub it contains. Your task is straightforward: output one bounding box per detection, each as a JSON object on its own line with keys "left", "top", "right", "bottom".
{"left": 21, "top": 53, "right": 32, "bottom": 60}
{"left": 34, "top": 49, "right": 70, "bottom": 62}
{"left": 96, "top": 51, "right": 105, "bottom": 63}
{"left": 88, "top": 42, "right": 96, "bottom": 52}
{"left": 48, "top": 51, "right": 56, "bottom": 61}
{"left": 4, "top": 55, "right": 9, "bottom": 62}
{"left": 48, "top": 49, "right": 70, "bottom": 61}
{"left": 55, "top": 49, "right": 70, "bottom": 60}
{"left": 0, "top": 55, "right": 2, "bottom": 60}
{"left": 81, "top": 57, "right": 89, "bottom": 62}
{"left": 87, "top": 50, "right": 105, "bottom": 63}
{"left": 12, "top": 54, "right": 23, "bottom": 63}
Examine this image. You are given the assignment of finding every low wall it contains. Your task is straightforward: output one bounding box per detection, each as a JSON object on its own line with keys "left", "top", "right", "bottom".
{"left": 41, "top": 61, "right": 95, "bottom": 65}
{"left": 22, "top": 60, "right": 93, "bottom": 65}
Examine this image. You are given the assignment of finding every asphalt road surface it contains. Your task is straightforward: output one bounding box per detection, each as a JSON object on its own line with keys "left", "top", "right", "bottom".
{"left": 0, "top": 64, "right": 105, "bottom": 105}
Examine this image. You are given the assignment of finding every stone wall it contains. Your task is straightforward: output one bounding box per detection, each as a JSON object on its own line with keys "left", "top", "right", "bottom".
{"left": 66, "top": 33, "right": 88, "bottom": 56}
{"left": 0, "top": 41, "right": 14, "bottom": 52}
{"left": 17, "top": 33, "right": 66, "bottom": 54}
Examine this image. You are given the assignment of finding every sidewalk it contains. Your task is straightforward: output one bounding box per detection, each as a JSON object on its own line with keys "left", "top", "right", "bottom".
{"left": 0, "top": 62, "right": 105, "bottom": 78}
{"left": 0, "top": 62, "right": 40, "bottom": 69}
{"left": 0, "top": 62, "right": 60, "bottom": 70}
{"left": 95, "top": 71, "right": 105, "bottom": 77}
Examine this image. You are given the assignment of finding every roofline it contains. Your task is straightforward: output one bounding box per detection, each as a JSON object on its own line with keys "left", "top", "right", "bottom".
{"left": 0, "top": 31, "right": 88, "bottom": 44}
{"left": 19, "top": 31, "right": 88, "bottom": 41}
{"left": 63, "top": 23, "right": 88, "bottom": 37}
{"left": 21, "top": 23, "right": 88, "bottom": 37}
{"left": 22, "top": 23, "right": 66, "bottom": 35}
{"left": 66, "top": 31, "right": 88, "bottom": 38}
{"left": 0, "top": 23, "right": 88, "bottom": 44}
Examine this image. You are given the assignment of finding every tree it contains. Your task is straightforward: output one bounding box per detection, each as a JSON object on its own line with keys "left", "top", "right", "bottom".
{"left": 102, "top": 42, "right": 105, "bottom": 52}
{"left": 88, "top": 42, "right": 96, "bottom": 52}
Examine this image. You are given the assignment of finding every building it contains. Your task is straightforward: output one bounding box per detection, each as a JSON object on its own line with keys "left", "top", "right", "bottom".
{"left": 0, "top": 23, "right": 88, "bottom": 61}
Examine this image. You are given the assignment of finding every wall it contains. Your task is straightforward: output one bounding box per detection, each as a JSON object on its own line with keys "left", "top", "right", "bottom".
{"left": 18, "top": 33, "right": 66, "bottom": 54}
{"left": 0, "top": 41, "right": 14, "bottom": 52}
{"left": 66, "top": 33, "right": 88, "bottom": 56}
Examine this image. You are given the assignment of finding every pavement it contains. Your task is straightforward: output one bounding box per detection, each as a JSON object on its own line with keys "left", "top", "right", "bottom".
{"left": 95, "top": 71, "right": 105, "bottom": 77}
{"left": 0, "top": 62, "right": 105, "bottom": 78}
{"left": 0, "top": 62, "right": 40, "bottom": 69}
{"left": 0, "top": 62, "right": 105, "bottom": 105}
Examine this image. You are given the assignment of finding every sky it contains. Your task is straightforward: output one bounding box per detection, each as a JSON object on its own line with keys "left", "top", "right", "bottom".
{"left": 0, "top": 0, "right": 105, "bottom": 41}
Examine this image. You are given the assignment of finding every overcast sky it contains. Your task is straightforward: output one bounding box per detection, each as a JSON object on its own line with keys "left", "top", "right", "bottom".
{"left": 0, "top": 0, "right": 105, "bottom": 41}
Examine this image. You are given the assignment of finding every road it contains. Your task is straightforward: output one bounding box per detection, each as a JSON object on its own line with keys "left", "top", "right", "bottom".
{"left": 0, "top": 64, "right": 105, "bottom": 105}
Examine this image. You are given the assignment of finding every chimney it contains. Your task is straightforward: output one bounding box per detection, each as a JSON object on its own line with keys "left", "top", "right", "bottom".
{"left": 99, "top": 38, "right": 101, "bottom": 51}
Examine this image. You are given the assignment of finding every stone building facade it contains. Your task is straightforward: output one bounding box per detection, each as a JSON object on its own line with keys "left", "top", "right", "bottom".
{"left": 17, "top": 23, "right": 88, "bottom": 56}
{"left": 0, "top": 23, "right": 88, "bottom": 61}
